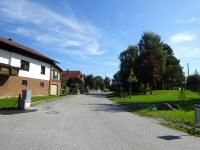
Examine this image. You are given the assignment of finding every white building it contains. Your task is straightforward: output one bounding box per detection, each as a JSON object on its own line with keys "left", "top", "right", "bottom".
{"left": 0, "top": 37, "right": 62, "bottom": 97}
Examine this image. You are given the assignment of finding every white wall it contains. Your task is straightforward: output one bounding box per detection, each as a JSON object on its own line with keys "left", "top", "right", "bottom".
{"left": 0, "top": 49, "right": 51, "bottom": 80}
{"left": 0, "top": 49, "right": 10, "bottom": 64}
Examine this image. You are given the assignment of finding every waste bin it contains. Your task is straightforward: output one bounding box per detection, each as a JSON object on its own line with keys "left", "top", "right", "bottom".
{"left": 195, "top": 104, "right": 200, "bottom": 126}
{"left": 20, "top": 90, "right": 32, "bottom": 109}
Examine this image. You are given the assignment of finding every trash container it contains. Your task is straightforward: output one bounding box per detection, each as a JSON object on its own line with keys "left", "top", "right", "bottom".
{"left": 195, "top": 104, "right": 200, "bottom": 126}
{"left": 20, "top": 90, "right": 32, "bottom": 109}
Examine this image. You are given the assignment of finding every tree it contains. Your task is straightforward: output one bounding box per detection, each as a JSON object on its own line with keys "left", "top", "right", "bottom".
{"left": 111, "top": 71, "right": 121, "bottom": 92}
{"left": 67, "top": 78, "right": 84, "bottom": 94}
{"left": 136, "top": 32, "right": 164, "bottom": 93}
{"left": 119, "top": 45, "right": 138, "bottom": 91}
{"left": 104, "top": 77, "right": 111, "bottom": 90}
{"left": 84, "top": 75, "right": 94, "bottom": 90}
{"left": 61, "top": 77, "right": 84, "bottom": 94}
{"left": 162, "top": 44, "right": 184, "bottom": 89}
{"left": 187, "top": 72, "right": 200, "bottom": 92}
{"left": 135, "top": 52, "right": 160, "bottom": 94}
{"left": 113, "top": 31, "right": 184, "bottom": 95}
{"left": 94, "top": 76, "right": 104, "bottom": 90}
{"left": 127, "top": 69, "right": 137, "bottom": 95}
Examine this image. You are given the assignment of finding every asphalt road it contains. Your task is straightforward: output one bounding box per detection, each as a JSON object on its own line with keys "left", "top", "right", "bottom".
{"left": 0, "top": 94, "right": 200, "bottom": 150}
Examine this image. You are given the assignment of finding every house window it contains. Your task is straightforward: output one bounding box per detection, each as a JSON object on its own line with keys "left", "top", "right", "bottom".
{"left": 41, "top": 66, "right": 45, "bottom": 74}
{"left": 53, "top": 71, "right": 58, "bottom": 80}
{"left": 58, "top": 73, "right": 60, "bottom": 80}
{"left": 50, "top": 69, "right": 60, "bottom": 80}
{"left": 21, "top": 60, "right": 30, "bottom": 71}
{"left": 51, "top": 70, "right": 54, "bottom": 80}
{"left": 40, "top": 82, "right": 44, "bottom": 87}
{"left": 22, "top": 80, "right": 27, "bottom": 86}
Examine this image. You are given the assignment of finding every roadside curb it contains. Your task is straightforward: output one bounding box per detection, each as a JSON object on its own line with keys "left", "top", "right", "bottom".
{"left": 31, "top": 96, "right": 68, "bottom": 106}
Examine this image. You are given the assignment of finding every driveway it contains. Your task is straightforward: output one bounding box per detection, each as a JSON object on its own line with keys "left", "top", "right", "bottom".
{"left": 0, "top": 94, "right": 200, "bottom": 150}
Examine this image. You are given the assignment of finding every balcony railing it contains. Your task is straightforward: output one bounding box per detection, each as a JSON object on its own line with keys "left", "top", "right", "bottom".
{"left": 0, "top": 63, "right": 19, "bottom": 76}
{"left": 0, "top": 67, "right": 9, "bottom": 75}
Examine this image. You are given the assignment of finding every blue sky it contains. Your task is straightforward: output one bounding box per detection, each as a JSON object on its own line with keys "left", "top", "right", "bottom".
{"left": 0, "top": 0, "right": 200, "bottom": 78}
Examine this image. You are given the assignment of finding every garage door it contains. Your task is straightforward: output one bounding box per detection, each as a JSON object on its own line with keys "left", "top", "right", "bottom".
{"left": 50, "top": 84, "right": 58, "bottom": 95}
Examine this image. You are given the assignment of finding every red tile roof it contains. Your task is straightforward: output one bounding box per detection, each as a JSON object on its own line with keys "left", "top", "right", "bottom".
{"left": 0, "top": 36, "right": 63, "bottom": 72}
{"left": 0, "top": 36, "right": 56, "bottom": 63}
{"left": 62, "top": 71, "right": 84, "bottom": 80}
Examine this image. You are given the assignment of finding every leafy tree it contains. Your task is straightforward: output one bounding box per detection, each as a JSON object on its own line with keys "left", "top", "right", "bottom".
{"left": 163, "top": 43, "right": 173, "bottom": 56}
{"left": 111, "top": 71, "right": 121, "bottom": 92}
{"left": 119, "top": 45, "right": 138, "bottom": 91}
{"left": 104, "top": 77, "right": 111, "bottom": 90}
{"left": 136, "top": 32, "right": 165, "bottom": 93}
{"left": 138, "top": 32, "right": 164, "bottom": 65}
{"left": 94, "top": 76, "right": 104, "bottom": 90}
{"left": 112, "top": 32, "right": 184, "bottom": 95}
{"left": 187, "top": 72, "right": 200, "bottom": 92}
{"left": 84, "top": 75, "right": 94, "bottom": 90}
{"left": 135, "top": 52, "right": 160, "bottom": 94}
{"left": 61, "top": 77, "right": 84, "bottom": 94}
{"left": 162, "top": 44, "right": 184, "bottom": 89}
{"left": 127, "top": 69, "right": 137, "bottom": 95}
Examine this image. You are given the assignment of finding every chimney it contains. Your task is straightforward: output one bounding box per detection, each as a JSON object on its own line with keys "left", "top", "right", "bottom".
{"left": 8, "top": 38, "right": 15, "bottom": 42}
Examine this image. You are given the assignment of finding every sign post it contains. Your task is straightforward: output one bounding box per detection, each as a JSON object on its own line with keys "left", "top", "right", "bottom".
{"left": 195, "top": 104, "right": 200, "bottom": 126}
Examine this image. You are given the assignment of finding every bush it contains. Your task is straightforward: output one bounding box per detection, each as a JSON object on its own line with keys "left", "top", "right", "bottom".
{"left": 187, "top": 73, "right": 200, "bottom": 92}
{"left": 104, "top": 88, "right": 110, "bottom": 92}
{"left": 70, "top": 83, "right": 80, "bottom": 94}
{"left": 178, "top": 88, "right": 186, "bottom": 101}
{"left": 138, "top": 83, "right": 150, "bottom": 94}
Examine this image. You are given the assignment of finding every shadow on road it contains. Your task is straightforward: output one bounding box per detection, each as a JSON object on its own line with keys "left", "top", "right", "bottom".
{"left": 89, "top": 103, "right": 126, "bottom": 113}
{"left": 158, "top": 134, "right": 188, "bottom": 141}
{"left": 0, "top": 109, "right": 37, "bottom": 115}
{"left": 85, "top": 93, "right": 127, "bottom": 113}
{"left": 45, "top": 110, "right": 59, "bottom": 115}
{"left": 85, "top": 93, "right": 109, "bottom": 98}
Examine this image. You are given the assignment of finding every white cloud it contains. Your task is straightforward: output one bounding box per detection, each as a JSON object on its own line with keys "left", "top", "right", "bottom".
{"left": 13, "top": 27, "right": 59, "bottom": 45}
{"left": 0, "top": 0, "right": 105, "bottom": 57}
{"left": 170, "top": 32, "right": 196, "bottom": 44}
{"left": 169, "top": 32, "right": 199, "bottom": 59}
{"left": 176, "top": 47, "right": 200, "bottom": 58}
{"left": 177, "top": 17, "right": 197, "bottom": 24}
{"left": 14, "top": 27, "right": 39, "bottom": 37}
{"left": 168, "top": 32, "right": 200, "bottom": 74}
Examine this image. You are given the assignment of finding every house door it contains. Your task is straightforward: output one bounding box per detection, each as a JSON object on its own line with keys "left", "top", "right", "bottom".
{"left": 50, "top": 84, "right": 58, "bottom": 95}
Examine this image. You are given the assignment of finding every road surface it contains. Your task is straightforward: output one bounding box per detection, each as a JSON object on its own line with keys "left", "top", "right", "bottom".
{"left": 0, "top": 94, "right": 200, "bottom": 150}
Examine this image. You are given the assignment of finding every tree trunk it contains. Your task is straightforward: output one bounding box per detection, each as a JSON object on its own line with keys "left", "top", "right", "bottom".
{"left": 150, "top": 84, "right": 153, "bottom": 95}
{"left": 150, "top": 88, "right": 153, "bottom": 95}
{"left": 162, "top": 80, "right": 165, "bottom": 90}
{"left": 129, "top": 83, "right": 132, "bottom": 96}
{"left": 144, "top": 84, "right": 147, "bottom": 95}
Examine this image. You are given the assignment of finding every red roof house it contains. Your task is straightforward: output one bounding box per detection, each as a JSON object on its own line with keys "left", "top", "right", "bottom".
{"left": 62, "top": 70, "right": 84, "bottom": 80}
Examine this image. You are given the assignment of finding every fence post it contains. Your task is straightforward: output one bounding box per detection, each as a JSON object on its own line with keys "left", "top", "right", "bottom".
{"left": 195, "top": 104, "right": 200, "bottom": 126}
{"left": 18, "top": 94, "right": 21, "bottom": 109}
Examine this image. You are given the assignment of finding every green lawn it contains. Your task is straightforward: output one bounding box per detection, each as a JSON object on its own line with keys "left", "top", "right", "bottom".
{"left": 0, "top": 97, "right": 18, "bottom": 109}
{"left": 0, "top": 95, "right": 60, "bottom": 109}
{"left": 109, "top": 90, "right": 200, "bottom": 126}
{"left": 32, "top": 95, "right": 59, "bottom": 103}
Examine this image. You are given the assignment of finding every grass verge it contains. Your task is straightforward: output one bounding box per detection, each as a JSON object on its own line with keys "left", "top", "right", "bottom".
{"left": 0, "top": 95, "right": 60, "bottom": 109}
{"left": 109, "top": 90, "right": 200, "bottom": 136}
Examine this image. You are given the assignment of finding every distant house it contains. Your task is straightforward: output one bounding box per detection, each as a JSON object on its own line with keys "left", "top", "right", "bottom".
{"left": 62, "top": 70, "right": 84, "bottom": 80}
{"left": 0, "top": 37, "right": 62, "bottom": 97}
{"left": 61, "top": 70, "right": 84, "bottom": 94}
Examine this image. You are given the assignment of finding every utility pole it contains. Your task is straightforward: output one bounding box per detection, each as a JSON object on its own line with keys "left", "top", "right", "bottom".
{"left": 195, "top": 69, "right": 198, "bottom": 74}
{"left": 187, "top": 63, "right": 190, "bottom": 77}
